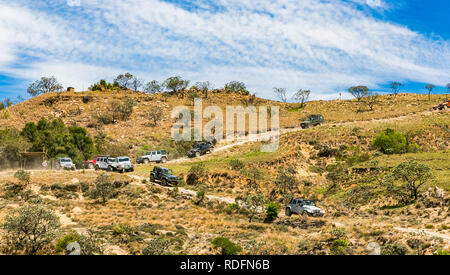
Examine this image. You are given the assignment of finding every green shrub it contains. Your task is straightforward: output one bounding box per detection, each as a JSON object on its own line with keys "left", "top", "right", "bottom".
{"left": 265, "top": 202, "right": 280, "bottom": 222}
{"left": 372, "top": 128, "right": 418, "bottom": 154}
{"left": 330, "top": 239, "right": 349, "bottom": 255}
{"left": 437, "top": 249, "right": 449, "bottom": 255}
{"left": 225, "top": 203, "right": 239, "bottom": 214}
{"left": 82, "top": 95, "right": 94, "bottom": 103}
{"left": 329, "top": 228, "right": 347, "bottom": 239}
{"left": 381, "top": 243, "right": 409, "bottom": 255}
{"left": 55, "top": 233, "right": 79, "bottom": 253}
{"left": 187, "top": 164, "right": 207, "bottom": 185}
{"left": 143, "top": 238, "right": 170, "bottom": 255}
{"left": 211, "top": 237, "right": 242, "bottom": 255}
{"left": 2, "top": 205, "right": 61, "bottom": 255}
{"left": 195, "top": 190, "right": 206, "bottom": 205}
{"left": 89, "top": 174, "right": 117, "bottom": 204}
{"left": 14, "top": 170, "right": 31, "bottom": 184}
{"left": 229, "top": 159, "right": 244, "bottom": 171}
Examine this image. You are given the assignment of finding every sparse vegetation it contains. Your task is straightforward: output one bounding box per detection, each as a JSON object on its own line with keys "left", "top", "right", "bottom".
{"left": 14, "top": 170, "right": 30, "bottom": 184}
{"left": 27, "top": 76, "right": 63, "bottom": 96}
{"left": 211, "top": 237, "right": 242, "bottom": 255}
{"left": 89, "top": 174, "right": 117, "bottom": 204}
{"left": 1, "top": 205, "right": 61, "bottom": 255}
{"left": 348, "top": 86, "right": 369, "bottom": 101}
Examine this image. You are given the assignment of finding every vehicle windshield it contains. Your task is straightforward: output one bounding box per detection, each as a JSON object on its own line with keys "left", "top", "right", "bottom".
{"left": 303, "top": 200, "right": 316, "bottom": 206}
{"left": 118, "top": 158, "right": 130, "bottom": 162}
{"left": 163, "top": 169, "right": 173, "bottom": 175}
{"left": 107, "top": 158, "right": 116, "bottom": 163}
{"left": 60, "top": 158, "right": 71, "bottom": 163}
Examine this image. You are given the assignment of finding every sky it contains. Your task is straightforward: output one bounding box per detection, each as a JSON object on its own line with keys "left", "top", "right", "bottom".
{"left": 0, "top": 0, "right": 449, "bottom": 102}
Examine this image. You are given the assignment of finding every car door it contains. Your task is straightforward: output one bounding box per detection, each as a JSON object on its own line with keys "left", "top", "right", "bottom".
{"left": 150, "top": 151, "right": 157, "bottom": 162}
{"left": 156, "top": 151, "right": 161, "bottom": 161}
{"left": 291, "top": 200, "right": 299, "bottom": 213}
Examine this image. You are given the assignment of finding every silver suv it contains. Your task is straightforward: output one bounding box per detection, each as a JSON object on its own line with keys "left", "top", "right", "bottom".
{"left": 106, "top": 156, "right": 134, "bottom": 173}
{"left": 56, "top": 157, "right": 76, "bottom": 170}
{"left": 95, "top": 156, "right": 111, "bottom": 171}
{"left": 285, "top": 198, "right": 325, "bottom": 217}
{"left": 137, "top": 150, "right": 168, "bottom": 164}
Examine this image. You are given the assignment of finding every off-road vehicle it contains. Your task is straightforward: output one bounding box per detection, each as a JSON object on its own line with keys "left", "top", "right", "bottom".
{"left": 137, "top": 150, "right": 168, "bottom": 164}
{"left": 106, "top": 156, "right": 134, "bottom": 173}
{"left": 300, "top": 114, "right": 324, "bottom": 129}
{"left": 150, "top": 166, "right": 179, "bottom": 186}
{"left": 285, "top": 198, "right": 325, "bottom": 217}
{"left": 94, "top": 156, "right": 111, "bottom": 171}
{"left": 187, "top": 142, "right": 214, "bottom": 158}
{"left": 85, "top": 155, "right": 109, "bottom": 169}
{"left": 56, "top": 157, "right": 76, "bottom": 171}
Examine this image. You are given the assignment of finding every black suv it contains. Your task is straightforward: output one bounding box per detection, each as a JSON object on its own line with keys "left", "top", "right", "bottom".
{"left": 187, "top": 142, "right": 214, "bottom": 158}
{"left": 301, "top": 114, "right": 324, "bottom": 129}
{"left": 150, "top": 166, "right": 179, "bottom": 186}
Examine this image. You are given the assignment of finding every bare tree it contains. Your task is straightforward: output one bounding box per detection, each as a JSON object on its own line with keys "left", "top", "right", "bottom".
{"left": 114, "top": 73, "right": 134, "bottom": 89}
{"left": 348, "top": 86, "right": 369, "bottom": 101}
{"left": 243, "top": 194, "right": 265, "bottom": 222}
{"left": 293, "top": 89, "right": 311, "bottom": 108}
{"left": 27, "top": 76, "right": 63, "bottom": 96}
{"left": 147, "top": 106, "right": 163, "bottom": 126}
{"left": 273, "top": 87, "right": 288, "bottom": 103}
{"left": 390, "top": 82, "right": 403, "bottom": 97}
{"left": 144, "top": 80, "right": 162, "bottom": 94}
{"left": 425, "top": 84, "right": 435, "bottom": 101}
{"left": 366, "top": 92, "right": 380, "bottom": 111}
{"left": 130, "top": 77, "right": 143, "bottom": 92}
{"left": 194, "top": 81, "right": 214, "bottom": 98}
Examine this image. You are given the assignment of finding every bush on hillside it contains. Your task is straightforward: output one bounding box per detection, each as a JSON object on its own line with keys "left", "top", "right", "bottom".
{"left": 229, "top": 159, "right": 244, "bottom": 171}
{"left": 14, "top": 170, "right": 31, "bottom": 184}
{"left": 372, "top": 128, "right": 418, "bottom": 154}
{"left": 1, "top": 205, "right": 61, "bottom": 255}
{"left": 211, "top": 237, "right": 242, "bottom": 255}
{"left": 265, "top": 202, "right": 279, "bottom": 222}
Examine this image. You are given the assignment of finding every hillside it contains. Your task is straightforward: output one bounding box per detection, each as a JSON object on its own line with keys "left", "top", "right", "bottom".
{"left": 0, "top": 91, "right": 449, "bottom": 255}
{"left": 0, "top": 90, "right": 446, "bottom": 159}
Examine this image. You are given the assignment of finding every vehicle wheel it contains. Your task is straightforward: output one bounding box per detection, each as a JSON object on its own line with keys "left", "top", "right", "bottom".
{"left": 143, "top": 159, "right": 149, "bottom": 164}
{"left": 150, "top": 175, "right": 155, "bottom": 182}
{"left": 302, "top": 211, "right": 309, "bottom": 218}
{"left": 95, "top": 165, "right": 99, "bottom": 171}
{"left": 285, "top": 208, "right": 292, "bottom": 217}
{"left": 162, "top": 179, "right": 168, "bottom": 186}
{"left": 206, "top": 150, "right": 212, "bottom": 154}
{"left": 195, "top": 152, "right": 201, "bottom": 158}
{"left": 108, "top": 166, "right": 113, "bottom": 172}
{"left": 161, "top": 157, "right": 167, "bottom": 163}
{"left": 88, "top": 163, "right": 94, "bottom": 169}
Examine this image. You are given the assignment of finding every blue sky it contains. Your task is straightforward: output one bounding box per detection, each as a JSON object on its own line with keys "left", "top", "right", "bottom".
{"left": 0, "top": 0, "right": 449, "bottom": 102}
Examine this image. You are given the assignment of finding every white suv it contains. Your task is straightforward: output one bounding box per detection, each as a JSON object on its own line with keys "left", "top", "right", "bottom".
{"left": 95, "top": 156, "right": 111, "bottom": 171}
{"left": 137, "top": 150, "right": 168, "bottom": 164}
{"left": 106, "top": 157, "right": 134, "bottom": 173}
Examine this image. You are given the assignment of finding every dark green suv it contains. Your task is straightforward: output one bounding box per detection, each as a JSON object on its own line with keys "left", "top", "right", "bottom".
{"left": 150, "top": 166, "right": 179, "bottom": 186}
{"left": 301, "top": 114, "right": 324, "bottom": 129}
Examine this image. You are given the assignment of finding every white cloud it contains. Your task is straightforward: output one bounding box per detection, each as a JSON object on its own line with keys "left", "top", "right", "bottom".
{"left": 0, "top": 0, "right": 449, "bottom": 99}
